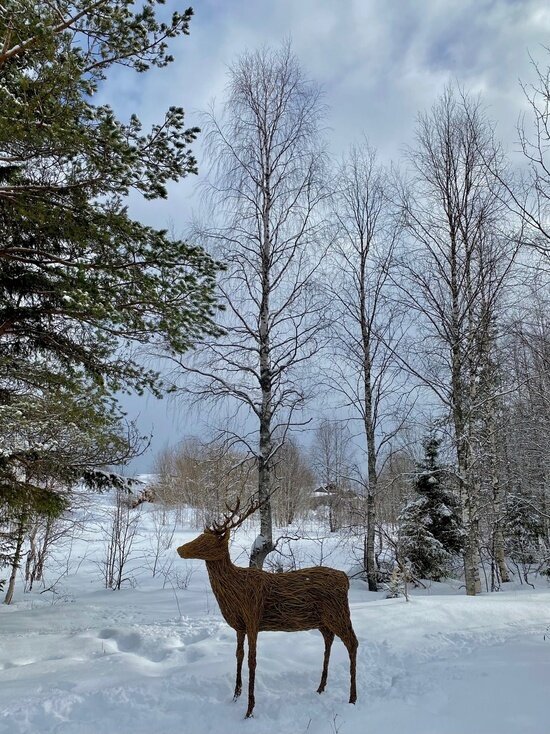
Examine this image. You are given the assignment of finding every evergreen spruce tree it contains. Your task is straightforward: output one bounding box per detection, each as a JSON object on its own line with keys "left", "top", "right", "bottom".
{"left": 399, "top": 436, "right": 463, "bottom": 581}
{"left": 0, "top": 2, "right": 222, "bottom": 579}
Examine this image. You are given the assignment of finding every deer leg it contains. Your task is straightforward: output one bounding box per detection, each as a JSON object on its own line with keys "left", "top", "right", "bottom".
{"left": 343, "top": 628, "right": 358, "bottom": 704}
{"left": 233, "top": 630, "right": 245, "bottom": 701}
{"left": 317, "top": 627, "right": 334, "bottom": 694}
{"left": 245, "top": 628, "right": 258, "bottom": 718}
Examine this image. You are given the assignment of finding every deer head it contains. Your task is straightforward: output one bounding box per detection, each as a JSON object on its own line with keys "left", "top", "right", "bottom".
{"left": 177, "top": 498, "right": 259, "bottom": 561}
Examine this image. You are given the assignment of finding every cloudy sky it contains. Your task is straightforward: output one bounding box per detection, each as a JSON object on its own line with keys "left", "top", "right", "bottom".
{"left": 110, "top": 0, "right": 550, "bottom": 472}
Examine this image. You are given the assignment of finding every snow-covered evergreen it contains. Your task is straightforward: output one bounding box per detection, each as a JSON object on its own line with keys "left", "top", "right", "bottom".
{"left": 399, "top": 437, "right": 463, "bottom": 581}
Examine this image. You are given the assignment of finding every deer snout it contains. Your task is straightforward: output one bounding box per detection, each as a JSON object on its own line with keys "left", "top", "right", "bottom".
{"left": 177, "top": 542, "right": 192, "bottom": 558}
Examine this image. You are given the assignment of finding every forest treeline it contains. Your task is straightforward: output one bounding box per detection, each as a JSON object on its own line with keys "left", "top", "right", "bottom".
{"left": 1, "top": 3, "right": 549, "bottom": 601}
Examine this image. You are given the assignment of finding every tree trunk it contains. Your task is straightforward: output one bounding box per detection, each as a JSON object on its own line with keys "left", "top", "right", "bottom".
{"left": 361, "top": 255, "right": 378, "bottom": 591}
{"left": 452, "top": 332, "right": 481, "bottom": 595}
{"left": 462, "top": 488, "right": 481, "bottom": 596}
{"left": 488, "top": 402, "right": 509, "bottom": 585}
{"left": 456, "top": 424, "right": 481, "bottom": 596}
{"left": 25, "top": 522, "right": 38, "bottom": 591}
{"left": 364, "top": 410, "right": 378, "bottom": 590}
{"left": 490, "top": 462, "right": 509, "bottom": 586}
{"left": 4, "top": 518, "right": 25, "bottom": 605}
{"left": 493, "top": 527, "right": 508, "bottom": 585}
{"left": 249, "top": 185, "right": 275, "bottom": 570}
{"left": 365, "top": 492, "right": 377, "bottom": 590}
{"left": 249, "top": 450, "right": 274, "bottom": 568}
{"left": 28, "top": 517, "right": 52, "bottom": 590}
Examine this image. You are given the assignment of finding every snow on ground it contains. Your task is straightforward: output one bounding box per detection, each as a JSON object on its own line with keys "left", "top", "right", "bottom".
{"left": 1, "top": 494, "right": 549, "bottom": 734}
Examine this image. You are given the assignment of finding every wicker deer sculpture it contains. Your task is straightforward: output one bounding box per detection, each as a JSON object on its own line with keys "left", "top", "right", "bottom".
{"left": 177, "top": 499, "right": 358, "bottom": 718}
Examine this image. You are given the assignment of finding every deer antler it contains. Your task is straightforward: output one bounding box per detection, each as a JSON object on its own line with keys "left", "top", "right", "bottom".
{"left": 208, "top": 496, "right": 261, "bottom": 535}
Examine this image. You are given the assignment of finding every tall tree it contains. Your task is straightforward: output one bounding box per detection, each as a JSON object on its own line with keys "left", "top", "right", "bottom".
{"left": 0, "top": 1, "right": 221, "bottom": 515}
{"left": 397, "top": 87, "right": 518, "bottom": 595}
{"left": 326, "top": 141, "right": 407, "bottom": 589}
{"left": 177, "top": 43, "right": 327, "bottom": 567}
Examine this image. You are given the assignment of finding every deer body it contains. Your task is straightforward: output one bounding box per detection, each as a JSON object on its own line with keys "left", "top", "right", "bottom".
{"left": 178, "top": 519, "right": 358, "bottom": 718}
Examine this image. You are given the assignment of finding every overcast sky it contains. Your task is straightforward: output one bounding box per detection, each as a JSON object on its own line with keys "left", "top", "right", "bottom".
{"left": 110, "top": 0, "right": 550, "bottom": 473}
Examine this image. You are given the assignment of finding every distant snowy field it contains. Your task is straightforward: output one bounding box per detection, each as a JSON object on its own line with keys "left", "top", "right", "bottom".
{"left": 1, "top": 492, "right": 549, "bottom": 734}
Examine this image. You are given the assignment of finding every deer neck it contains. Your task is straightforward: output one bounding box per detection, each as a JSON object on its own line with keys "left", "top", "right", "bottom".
{"left": 205, "top": 550, "right": 239, "bottom": 591}
{"left": 205, "top": 551, "right": 243, "bottom": 626}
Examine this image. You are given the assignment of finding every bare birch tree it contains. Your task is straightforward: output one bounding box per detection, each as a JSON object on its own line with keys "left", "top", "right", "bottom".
{"left": 396, "top": 87, "right": 518, "bottom": 595}
{"left": 175, "top": 44, "right": 328, "bottom": 567}
{"left": 325, "top": 141, "right": 408, "bottom": 589}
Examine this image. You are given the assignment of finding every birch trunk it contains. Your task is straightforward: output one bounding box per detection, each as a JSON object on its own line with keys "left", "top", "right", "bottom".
{"left": 489, "top": 408, "right": 509, "bottom": 585}
{"left": 397, "top": 87, "right": 515, "bottom": 596}
{"left": 363, "top": 354, "right": 378, "bottom": 590}
{"left": 249, "top": 153, "right": 275, "bottom": 569}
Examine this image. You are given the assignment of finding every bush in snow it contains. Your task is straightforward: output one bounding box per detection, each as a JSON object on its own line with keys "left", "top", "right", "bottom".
{"left": 398, "top": 436, "right": 463, "bottom": 581}
{"left": 101, "top": 488, "right": 141, "bottom": 590}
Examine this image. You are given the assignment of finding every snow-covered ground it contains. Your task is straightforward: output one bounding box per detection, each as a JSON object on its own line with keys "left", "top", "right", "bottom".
{"left": 1, "top": 495, "right": 549, "bottom": 734}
